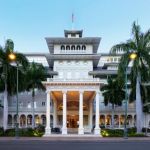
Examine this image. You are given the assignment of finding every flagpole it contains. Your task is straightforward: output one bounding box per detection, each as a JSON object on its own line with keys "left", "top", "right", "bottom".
{"left": 72, "top": 13, "right": 74, "bottom": 30}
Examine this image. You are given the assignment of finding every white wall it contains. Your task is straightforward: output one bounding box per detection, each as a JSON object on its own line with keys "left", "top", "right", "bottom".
{"left": 54, "top": 60, "right": 93, "bottom": 79}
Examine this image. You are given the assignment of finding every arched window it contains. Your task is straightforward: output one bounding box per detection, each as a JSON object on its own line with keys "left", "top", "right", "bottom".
{"left": 66, "top": 45, "right": 70, "bottom": 50}
{"left": 82, "top": 45, "right": 86, "bottom": 50}
{"left": 71, "top": 45, "right": 75, "bottom": 50}
{"left": 61, "top": 45, "right": 65, "bottom": 50}
{"left": 76, "top": 45, "right": 80, "bottom": 50}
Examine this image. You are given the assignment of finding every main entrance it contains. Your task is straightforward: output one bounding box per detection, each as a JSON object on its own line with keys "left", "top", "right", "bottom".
{"left": 67, "top": 115, "right": 79, "bottom": 128}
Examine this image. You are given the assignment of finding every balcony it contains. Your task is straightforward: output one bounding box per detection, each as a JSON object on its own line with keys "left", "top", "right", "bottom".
{"left": 8, "top": 106, "right": 47, "bottom": 113}
{"left": 98, "top": 105, "right": 135, "bottom": 113}
{"left": 46, "top": 77, "right": 100, "bottom": 83}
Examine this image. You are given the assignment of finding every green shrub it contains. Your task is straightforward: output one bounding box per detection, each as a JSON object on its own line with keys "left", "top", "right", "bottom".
{"left": 128, "top": 127, "right": 137, "bottom": 134}
{"left": 0, "top": 127, "right": 4, "bottom": 136}
{"left": 101, "top": 129, "right": 124, "bottom": 137}
{"left": 4, "top": 128, "right": 36, "bottom": 137}
{"left": 35, "top": 124, "right": 45, "bottom": 133}
{"left": 128, "top": 133, "right": 146, "bottom": 137}
{"left": 101, "top": 128, "right": 146, "bottom": 137}
{"left": 5, "top": 129, "right": 15, "bottom": 136}
{"left": 19, "top": 128, "right": 34, "bottom": 137}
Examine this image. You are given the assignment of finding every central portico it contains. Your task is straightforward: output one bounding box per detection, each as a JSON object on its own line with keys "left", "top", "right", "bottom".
{"left": 43, "top": 29, "right": 102, "bottom": 135}
{"left": 43, "top": 81, "right": 101, "bottom": 135}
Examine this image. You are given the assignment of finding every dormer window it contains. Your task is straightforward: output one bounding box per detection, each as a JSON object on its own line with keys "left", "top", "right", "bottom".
{"left": 66, "top": 45, "right": 70, "bottom": 50}
{"left": 82, "top": 45, "right": 86, "bottom": 50}
{"left": 71, "top": 45, "right": 75, "bottom": 50}
{"left": 61, "top": 45, "right": 65, "bottom": 50}
{"left": 76, "top": 45, "right": 80, "bottom": 50}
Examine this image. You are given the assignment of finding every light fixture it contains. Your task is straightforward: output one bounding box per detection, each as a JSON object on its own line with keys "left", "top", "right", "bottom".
{"left": 129, "top": 53, "right": 137, "bottom": 60}
{"left": 8, "top": 53, "right": 16, "bottom": 61}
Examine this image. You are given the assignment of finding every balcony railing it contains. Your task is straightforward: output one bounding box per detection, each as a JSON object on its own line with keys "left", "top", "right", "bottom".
{"left": 8, "top": 107, "right": 47, "bottom": 113}
{"left": 98, "top": 105, "right": 135, "bottom": 113}
{"left": 46, "top": 78, "right": 100, "bottom": 83}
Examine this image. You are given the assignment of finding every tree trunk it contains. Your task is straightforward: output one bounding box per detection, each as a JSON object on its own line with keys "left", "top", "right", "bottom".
{"left": 111, "top": 104, "right": 115, "bottom": 129}
{"left": 3, "top": 82, "right": 8, "bottom": 130}
{"left": 32, "top": 95, "right": 35, "bottom": 129}
{"left": 136, "top": 74, "right": 143, "bottom": 133}
{"left": 32, "top": 88, "right": 35, "bottom": 129}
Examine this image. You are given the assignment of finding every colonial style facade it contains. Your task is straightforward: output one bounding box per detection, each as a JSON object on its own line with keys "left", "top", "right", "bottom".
{"left": 0, "top": 29, "right": 150, "bottom": 135}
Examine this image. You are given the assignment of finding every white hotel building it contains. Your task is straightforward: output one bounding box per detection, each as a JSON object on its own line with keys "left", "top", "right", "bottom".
{"left": 0, "top": 29, "right": 150, "bottom": 135}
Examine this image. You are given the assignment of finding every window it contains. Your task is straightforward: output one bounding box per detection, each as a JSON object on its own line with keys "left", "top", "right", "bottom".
{"left": 110, "top": 57, "right": 113, "bottom": 62}
{"left": 76, "top": 45, "right": 80, "bottom": 50}
{"left": 42, "top": 102, "right": 45, "bottom": 106}
{"left": 82, "top": 45, "right": 86, "bottom": 50}
{"left": 114, "top": 58, "right": 117, "bottom": 62}
{"left": 84, "top": 61, "right": 87, "bottom": 65}
{"left": 71, "top": 45, "right": 75, "bottom": 50}
{"left": 59, "top": 72, "right": 63, "bottom": 78}
{"left": 67, "top": 72, "right": 72, "bottom": 79}
{"left": 27, "top": 102, "right": 31, "bottom": 108}
{"left": 67, "top": 61, "right": 71, "bottom": 64}
{"left": 75, "top": 61, "right": 79, "bottom": 64}
{"left": 34, "top": 101, "right": 37, "bottom": 108}
{"left": 61, "top": 45, "right": 65, "bottom": 50}
{"left": 66, "top": 45, "right": 70, "bottom": 50}
{"left": 59, "top": 61, "right": 63, "bottom": 64}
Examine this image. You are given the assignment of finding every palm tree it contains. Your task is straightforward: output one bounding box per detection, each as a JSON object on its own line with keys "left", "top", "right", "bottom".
{"left": 25, "top": 62, "right": 47, "bottom": 128}
{"left": 111, "top": 21, "right": 150, "bottom": 133}
{"left": 101, "top": 77, "right": 125, "bottom": 128}
{"left": 0, "top": 39, "right": 28, "bottom": 130}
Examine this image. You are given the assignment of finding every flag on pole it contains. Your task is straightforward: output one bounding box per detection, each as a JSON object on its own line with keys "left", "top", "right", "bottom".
{"left": 72, "top": 13, "right": 74, "bottom": 23}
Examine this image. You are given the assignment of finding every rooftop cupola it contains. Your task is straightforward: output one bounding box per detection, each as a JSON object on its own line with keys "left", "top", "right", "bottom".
{"left": 64, "top": 30, "right": 83, "bottom": 38}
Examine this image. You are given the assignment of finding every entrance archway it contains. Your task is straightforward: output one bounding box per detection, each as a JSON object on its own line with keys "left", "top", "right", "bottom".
{"left": 67, "top": 115, "right": 79, "bottom": 128}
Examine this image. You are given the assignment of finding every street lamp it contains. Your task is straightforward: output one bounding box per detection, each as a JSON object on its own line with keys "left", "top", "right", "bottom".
{"left": 124, "top": 52, "right": 137, "bottom": 139}
{"left": 8, "top": 52, "right": 19, "bottom": 138}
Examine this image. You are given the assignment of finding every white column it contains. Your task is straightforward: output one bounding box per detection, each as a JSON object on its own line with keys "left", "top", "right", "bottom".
{"left": 78, "top": 91, "right": 84, "bottom": 134}
{"left": 119, "top": 115, "right": 121, "bottom": 128}
{"left": 44, "top": 91, "right": 51, "bottom": 136}
{"left": 25, "top": 115, "right": 27, "bottom": 128}
{"left": 88, "top": 101, "right": 93, "bottom": 130}
{"left": 53, "top": 100, "right": 57, "bottom": 127}
{"left": 62, "top": 91, "right": 67, "bottom": 134}
{"left": 3, "top": 89, "right": 8, "bottom": 130}
{"left": 94, "top": 91, "right": 101, "bottom": 135}
{"left": 18, "top": 115, "right": 21, "bottom": 128}
{"left": 104, "top": 115, "right": 106, "bottom": 128}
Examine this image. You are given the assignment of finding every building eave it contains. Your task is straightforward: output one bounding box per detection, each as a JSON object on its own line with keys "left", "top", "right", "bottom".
{"left": 45, "top": 54, "right": 101, "bottom": 67}
{"left": 45, "top": 37, "right": 101, "bottom": 54}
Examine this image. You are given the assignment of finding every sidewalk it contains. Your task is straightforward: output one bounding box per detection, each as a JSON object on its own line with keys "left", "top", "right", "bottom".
{"left": 0, "top": 135, "right": 150, "bottom": 142}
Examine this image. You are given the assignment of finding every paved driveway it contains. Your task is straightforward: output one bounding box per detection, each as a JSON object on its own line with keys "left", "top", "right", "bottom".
{"left": 0, "top": 138, "right": 150, "bottom": 150}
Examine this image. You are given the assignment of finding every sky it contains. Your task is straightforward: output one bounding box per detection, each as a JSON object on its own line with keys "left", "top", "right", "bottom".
{"left": 0, "top": 0, "right": 150, "bottom": 53}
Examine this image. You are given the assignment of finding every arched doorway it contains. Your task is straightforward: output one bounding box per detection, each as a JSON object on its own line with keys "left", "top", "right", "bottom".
{"left": 41, "top": 114, "right": 46, "bottom": 126}
{"left": 8, "top": 114, "right": 12, "bottom": 127}
{"left": 27, "top": 115, "right": 32, "bottom": 127}
{"left": 67, "top": 115, "right": 79, "bottom": 128}
{"left": 35, "top": 115, "right": 40, "bottom": 126}
{"left": 20, "top": 114, "right": 26, "bottom": 128}
{"left": 100, "top": 115, "right": 105, "bottom": 127}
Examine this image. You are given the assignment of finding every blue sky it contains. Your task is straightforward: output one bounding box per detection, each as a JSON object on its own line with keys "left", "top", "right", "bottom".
{"left": 0, "top": 0, "right": 150, "bottom": 53}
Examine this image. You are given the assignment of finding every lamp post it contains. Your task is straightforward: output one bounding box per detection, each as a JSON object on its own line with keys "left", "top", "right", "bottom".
{"left": 124, "top": 52, "right": 137, "bottom": 139}
{"left": 8, "top": 53, "right": 19, "bottom": 138}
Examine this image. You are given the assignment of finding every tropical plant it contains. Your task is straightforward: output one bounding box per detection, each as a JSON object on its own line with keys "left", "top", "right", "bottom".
{"left": 0, "top": 39, "right": 28, "bottom": 130}
{"left": 111, "top": 21, "right": 150, "bottom": 133}
{"left": 101, "top": 77, "right": 125, "bottom": 128}
{"left": 25, "top": 62, "right": 47, "bottom": 128}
